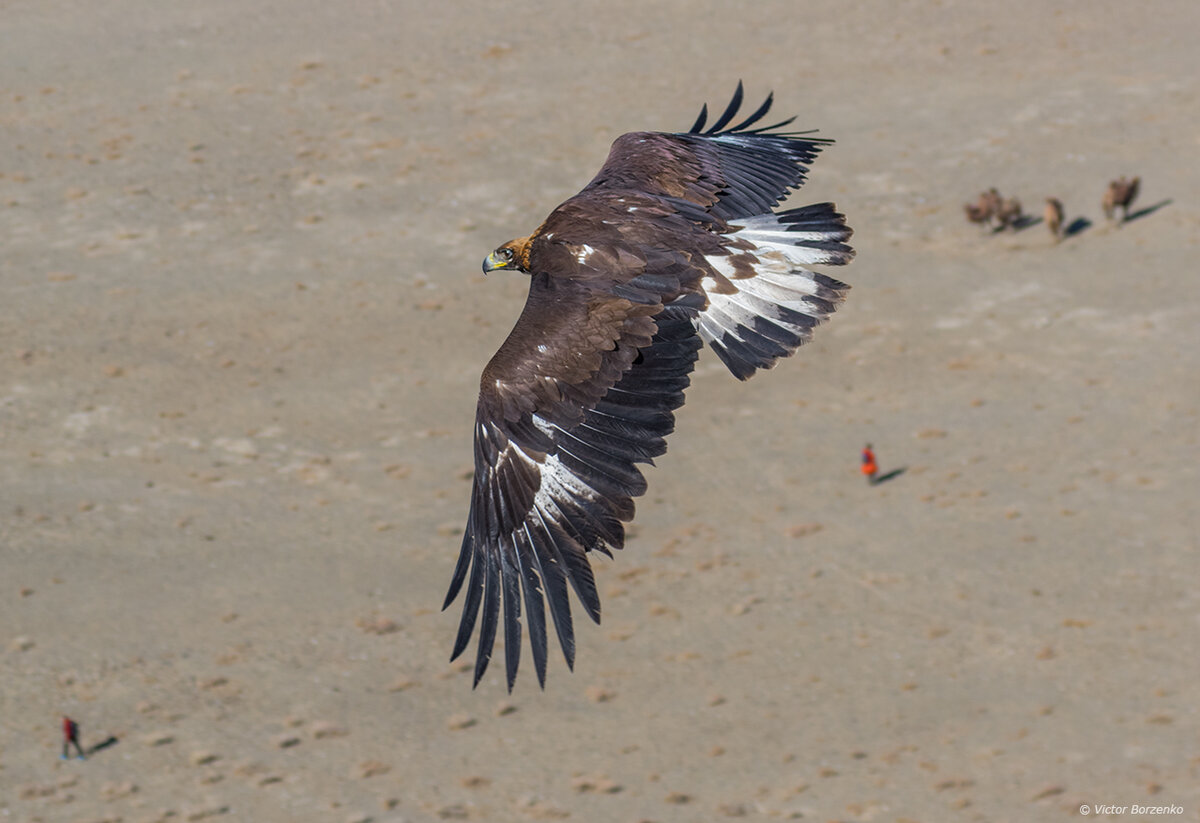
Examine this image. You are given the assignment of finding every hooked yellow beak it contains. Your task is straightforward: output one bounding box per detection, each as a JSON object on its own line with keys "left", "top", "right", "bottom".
{"left": 482, "top": 251, "right": 509, "bottom": 274}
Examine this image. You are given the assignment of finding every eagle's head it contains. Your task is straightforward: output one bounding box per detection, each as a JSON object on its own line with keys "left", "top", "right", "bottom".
{"left": 483, "top": 237, "right": 532, "bottom": 274}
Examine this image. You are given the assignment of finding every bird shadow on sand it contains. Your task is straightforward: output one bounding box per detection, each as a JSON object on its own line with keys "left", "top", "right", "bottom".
{"left": 870, "top": 467, "right": 907, "bottom": 486}
{"left": 991, "top": 215, "right": 1040, "bottom": 234}
{"left": 1064, "top": 216, "right": 1092, "bottom": 238}
{"left": 85, "top": 736, "right": 119, "bottom": 757}
{"left": 1123, "top": 199, "right": 1172, "bottom": 224}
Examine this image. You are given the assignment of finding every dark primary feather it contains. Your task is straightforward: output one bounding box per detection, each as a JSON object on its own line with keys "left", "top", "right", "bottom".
{"left": 572, "top": 82, "right": 830, "bottom": 229}
{"left": 705, "top": 79, "right": 745, "bottom": 133}
{"left": 449, "top": 310, "right": 701, "bottom": 689}
{"left": 445, "top": 84, "right": 851, "bottom": 689}
{"left": 690, "top": 81, "right": 799, "bottom": 137}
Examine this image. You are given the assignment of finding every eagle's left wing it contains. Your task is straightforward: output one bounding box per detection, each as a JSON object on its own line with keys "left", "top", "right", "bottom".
{"left": 581, "top": 80, "right": 831, "bottom": 223}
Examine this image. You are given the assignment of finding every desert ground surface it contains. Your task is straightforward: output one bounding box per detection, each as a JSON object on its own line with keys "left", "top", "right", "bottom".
{"left": 2, "top": 1, "right": 1198, "bottom": 821}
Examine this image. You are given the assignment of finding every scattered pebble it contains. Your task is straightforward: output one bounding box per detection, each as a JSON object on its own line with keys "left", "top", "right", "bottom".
{"left": 785, "top": 522, "right": 823, "bottom": 538}
{"left": 729, "top": 596, "right": 763, "bottom": 616}
{"left": 585, "top": 685, "right": 616, "bottom": 703}
{"left": 446, "top": 713, "right": 476, "bottom": 730}
{"left": 311, "top": 721, "right": 348, "bottom": 739}
{"left": 100, "top": 780, "right": 138, "bottom": 800}
{"left": 570, "top": 774, "right": 621, "bottom": 794}
{"left": 355, "top": 760, "right": 390, "bottom": 779}
{"left": 356, "top": 616, "right": 401, "bottom": 635}
{"left": 1030, "top": 785, "right": 1065, "bottom": 801}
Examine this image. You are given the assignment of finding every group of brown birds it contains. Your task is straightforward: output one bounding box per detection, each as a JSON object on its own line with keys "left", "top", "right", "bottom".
{"left": 964, "top": 176, "right": 1141, "bottom": 242}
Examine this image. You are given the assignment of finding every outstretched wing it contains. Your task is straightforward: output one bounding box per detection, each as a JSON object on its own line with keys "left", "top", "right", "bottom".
{"left": 580, "top": 80, "right": 831, "bottom": 223}
{"left": 445, "top": 287, "right": 701, "bottom": 690}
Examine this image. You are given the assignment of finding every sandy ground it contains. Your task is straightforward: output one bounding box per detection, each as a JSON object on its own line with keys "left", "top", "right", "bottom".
{"left": 2, "top": 1, "right": 1198, "bottom": 821}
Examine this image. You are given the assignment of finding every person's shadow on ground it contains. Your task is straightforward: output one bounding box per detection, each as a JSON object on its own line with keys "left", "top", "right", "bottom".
{"left": 870, "top": 467, "right": 907, "bottom": 485}
{"left": 85, "top": 736, "right": 119, "bottom": 757}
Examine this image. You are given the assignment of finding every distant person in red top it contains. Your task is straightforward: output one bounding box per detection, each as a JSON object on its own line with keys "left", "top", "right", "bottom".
{"left": 61, "top": 716, "right": 85, "bottom": 760}
{"left": 861, "top": 444, "right": 878, "bottom": 485}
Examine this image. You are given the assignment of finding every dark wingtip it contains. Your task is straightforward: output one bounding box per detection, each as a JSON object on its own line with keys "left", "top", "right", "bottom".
{"left": 472, "top": 650, "right": 490, "bottom": 688}
{"left": 706, "top": 80, "right": 745, "bottom": 134}
{"left": 688, "top": 82, "right": 821, "bottom": 139}
{"left": 727, "top": 89, "right": 774, "bottom": 133}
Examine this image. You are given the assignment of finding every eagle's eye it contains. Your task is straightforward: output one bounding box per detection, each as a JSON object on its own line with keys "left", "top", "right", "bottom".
{"left": 499, "top": 247, "right": 515, "bottom": 261}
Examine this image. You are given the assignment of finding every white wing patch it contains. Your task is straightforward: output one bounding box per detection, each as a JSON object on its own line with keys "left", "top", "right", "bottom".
{"left": 529, "top": 414, "right": 603, "bottom": 524}
{"left": 698, "top": 259, "right": 836, "bottom": 361}
{"left": 725, "top": 216, "right": 846, "bottom": 266}
{"left": 694, "top": 212, "right": 851, "bottom": 377}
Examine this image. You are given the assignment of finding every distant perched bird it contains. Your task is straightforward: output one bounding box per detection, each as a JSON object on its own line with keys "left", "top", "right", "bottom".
{"left": 445, "top": 83, "right": 855, "bottom": 690}
{"left": 996, "top": 196, "right": 1023, "bottom": 231}
{"left": 1044, "top": 197, "right": 1064, "bottom": 241}
{"left": 963, "top": 199, "right": 992, "bottom": 228}
{"left": 963, "top": 188, "right": 1001, "bottom": 229}
{"left": 1102, "top": 176, "right": 1140, "bottom": 222}
{"left": 982, "top": 187, "right": 1003, "bottom": 220}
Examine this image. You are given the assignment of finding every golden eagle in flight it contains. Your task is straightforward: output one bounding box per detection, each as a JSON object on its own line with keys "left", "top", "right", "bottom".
{"left": 444, "top": 83, "right": 854, "bottom": 689}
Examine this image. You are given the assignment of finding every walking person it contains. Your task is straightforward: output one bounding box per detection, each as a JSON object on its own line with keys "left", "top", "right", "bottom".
{"left": 61, "top": 716, "right": 85, "bottom": 760}
{"left": 861, "top": 444, "right": 878, "bottom": 486}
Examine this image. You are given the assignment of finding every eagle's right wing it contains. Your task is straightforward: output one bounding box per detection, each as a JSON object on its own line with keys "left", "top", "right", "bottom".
{"left": 444, "top": 274, "right": 700, "bottom": 691}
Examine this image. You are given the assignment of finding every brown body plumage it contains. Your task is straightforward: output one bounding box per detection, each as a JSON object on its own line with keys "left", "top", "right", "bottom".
{"left": 1102, "top": 176, "right": 1140, "bottom": 222}
{"left": 1044, "top": 197, "right": 1064, "bottom": 241}
{"left": 963, "top": 201, "right": 990, "bottom": 226}
{"left": 449, "top": 84, "right": 854, "bottom": 689}
{"left": 964, "top": 188, "right": 1001, "bottom": 229}
{"left": 995, "top": 196, "right": 1023, "bottom": 231}
{"left": 982, "top": 187, "right": 1003, "bottom": 219}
